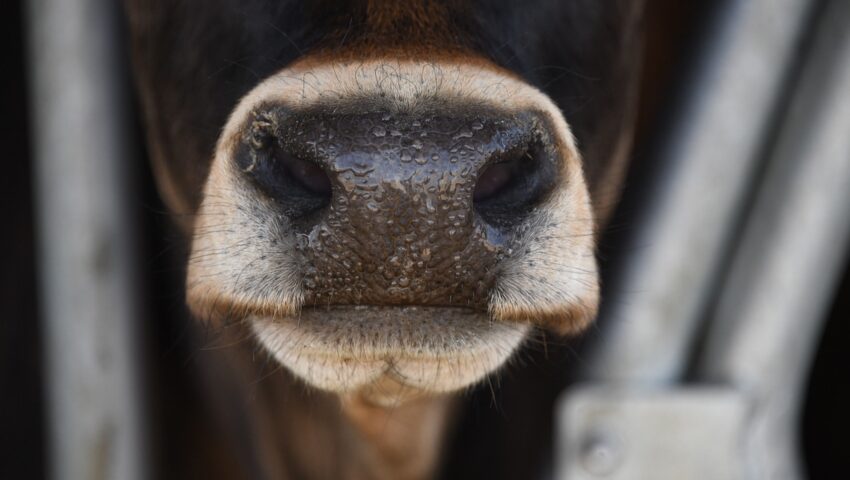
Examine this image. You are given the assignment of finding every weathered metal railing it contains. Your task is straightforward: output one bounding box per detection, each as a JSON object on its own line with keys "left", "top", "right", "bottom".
{"left": 27, "top": 0, "right": 146, "bottom": 479}
{"left": 557, "top": 0, "right": 850, "bottom": 478}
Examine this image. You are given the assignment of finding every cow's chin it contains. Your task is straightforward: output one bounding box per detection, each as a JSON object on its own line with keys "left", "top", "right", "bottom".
{"left": 250, "top": 306, "right": 530, "bottom": 406}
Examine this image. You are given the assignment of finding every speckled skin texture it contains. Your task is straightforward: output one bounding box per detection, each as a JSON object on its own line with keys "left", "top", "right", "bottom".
{"left": 235, "top": 107, "right": 558, "bottom": 309}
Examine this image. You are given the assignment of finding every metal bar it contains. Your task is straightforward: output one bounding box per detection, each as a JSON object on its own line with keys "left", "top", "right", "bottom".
{"left": 697, "top": 1, "right": 850, "bottom": 477}
{"left": 558, "top": 2, "right": 850, "bottom": 478}
{"left": 557, "top": 386, "right": 749, "bottom": 480}
{"left": 581, "top": 0, "right": 817, "bottom": 383}
{"left": 27, "top": 1, "right": 146, "bottom": 479}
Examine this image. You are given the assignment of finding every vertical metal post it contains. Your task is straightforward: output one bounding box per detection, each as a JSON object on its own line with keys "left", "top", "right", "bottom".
{"left": 558, "top": 1, "right": 850, "bottom": 479}
{"left": 698, "top": 1, "right": 850, "bottom": 477}
{"left": 581, "top": 0, "right": 816, "bottom": 383}
{"left": 27, "top": 1, "right": 146, "bottom": 479}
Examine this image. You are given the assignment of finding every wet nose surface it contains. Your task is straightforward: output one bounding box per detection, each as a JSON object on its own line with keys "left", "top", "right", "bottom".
{"left": 236, "top": 107, "right": 559, "bottom": 308}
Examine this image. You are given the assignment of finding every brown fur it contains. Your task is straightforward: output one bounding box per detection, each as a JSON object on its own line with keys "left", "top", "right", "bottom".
{"left": 312, "top": 0, "right": 475, "bottom": 60}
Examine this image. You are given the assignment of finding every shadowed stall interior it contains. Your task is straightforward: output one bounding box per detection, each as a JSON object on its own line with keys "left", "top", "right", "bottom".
{"left": 1, "top": 0, "right": 43, "bottom": 477}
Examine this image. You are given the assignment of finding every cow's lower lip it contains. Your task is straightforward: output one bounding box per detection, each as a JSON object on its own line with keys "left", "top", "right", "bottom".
{"left": 250, "top": 306, "right": 530, "bottom": 400}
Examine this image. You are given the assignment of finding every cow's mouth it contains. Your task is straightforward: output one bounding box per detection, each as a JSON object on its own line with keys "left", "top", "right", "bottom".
{"left": 250, "top": 306, "right": 530, "bottom": 403}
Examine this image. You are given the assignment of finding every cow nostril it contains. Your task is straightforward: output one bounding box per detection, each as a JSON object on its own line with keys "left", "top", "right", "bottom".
{"left": 473, "top": 158, "right": 520, "bottom": 202}
{"left": 283, "top": 153, "right": 332, "bottom": 197}
{"left": 237, "top": 132, "right": 333, "bottom": 219}
{"left": 473, "top": 143, "right": 557, "bottom": 226}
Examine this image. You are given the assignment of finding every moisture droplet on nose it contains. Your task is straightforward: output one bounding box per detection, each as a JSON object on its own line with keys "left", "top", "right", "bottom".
{"left": 453, "top": 128, "right": 473, "bottom": 139}
{"left": 425, "top": 198, "right": 436, "bottom": 213}
{"left": 471, "top": 121, "right": 484, "bottom": 130}
{"left": 371, "top": 125, "right": 387, "bottom": 137}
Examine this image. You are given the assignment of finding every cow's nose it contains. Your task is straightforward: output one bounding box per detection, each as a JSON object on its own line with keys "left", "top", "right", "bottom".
{"left": 235, "top": 108, "right": 559, "bottom": 308}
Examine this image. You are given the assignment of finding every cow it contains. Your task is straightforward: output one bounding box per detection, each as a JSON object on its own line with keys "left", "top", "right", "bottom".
{"left": 124, "top": 0, "right": 646, "bottom": 478}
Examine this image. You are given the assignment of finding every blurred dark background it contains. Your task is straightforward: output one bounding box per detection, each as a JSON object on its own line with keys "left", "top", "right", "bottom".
{"left": 2, "top": 0, "right": 42, "bottom": 475}
{"left": 2, "top": 0, "right": 848, "bottom": 478}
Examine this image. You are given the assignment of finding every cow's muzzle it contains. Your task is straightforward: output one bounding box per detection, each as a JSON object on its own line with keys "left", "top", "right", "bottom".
{"left": 186, "top": 59, "right": 600, "bottom": 401}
